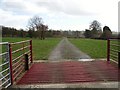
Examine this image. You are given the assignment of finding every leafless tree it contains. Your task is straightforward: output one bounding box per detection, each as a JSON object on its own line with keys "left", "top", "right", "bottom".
{"left": 89, "top": 20, "right": 102, "bottom": 38}
{"left": 89, "top": 20, "right": 101, "bottom": 30}
{"left": 27, "top": 16, "right": 47, "bottom": 39}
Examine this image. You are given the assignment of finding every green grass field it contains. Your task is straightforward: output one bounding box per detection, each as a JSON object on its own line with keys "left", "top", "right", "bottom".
{"left": 2, "top": 37, "right": 108, "bottom": 60}
{"left": 2, "top": 37, "right": 61, "bottom": 60}
{"left": 69, "top": 38, "right": 107, "bottom": 59}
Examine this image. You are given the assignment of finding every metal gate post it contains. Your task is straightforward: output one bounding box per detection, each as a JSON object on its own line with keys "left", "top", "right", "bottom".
{"left": 9, "top": 44, "right": 13, "bottom": 85}
{"left": 7, "top": 43, "right": 12, "bottom": 87}
{"left": 107, "top": 39, "right": 110, "bottom": 62}
{"left": 25, "top": 54, "right": 29, "bottom": 70}
{"left": 118, "top": 52, "right": 120, "bottom": 69}
{"left": 30, "top": 40, "right": 33, "bottom": 63}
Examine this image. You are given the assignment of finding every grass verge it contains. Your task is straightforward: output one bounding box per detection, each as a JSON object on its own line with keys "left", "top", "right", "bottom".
{"left": 69, "top": 38, "right": 107, "bottom": 59}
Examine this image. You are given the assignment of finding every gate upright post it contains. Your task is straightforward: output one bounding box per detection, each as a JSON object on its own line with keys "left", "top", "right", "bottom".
{"left": 107, "top": 39, "right": 110, "bottom": 62}
{"left": 118, "top": 52, "right": 120, "bottom": 69}
{"left": 25, "top": 54, "right": 29, "bottom": 70}
{"left": 30, "top": 40, "right": 33, "bottom": 63}
{"left": 9, "top": 44, "right": 13, "bottom": 85}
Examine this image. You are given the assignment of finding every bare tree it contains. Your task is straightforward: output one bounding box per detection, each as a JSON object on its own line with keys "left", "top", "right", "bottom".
{"left": 89, "top": 20, "right": 101, "bottom": 30}
{"left": 89, "top": 20, "right": 102, "bottom": 38}
{"left": 27, "top": 16, "right": 47, "bottom": 39}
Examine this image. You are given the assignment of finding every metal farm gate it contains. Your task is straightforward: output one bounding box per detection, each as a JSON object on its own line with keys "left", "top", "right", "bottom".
{"left": 0, "top": 40, "right": 33, "bottom": 89}
{"left": 107, "top": 39, "right": 120, "bottom": 68}
{"left": 0, "top": 42, "right": 11, "bottom": 88}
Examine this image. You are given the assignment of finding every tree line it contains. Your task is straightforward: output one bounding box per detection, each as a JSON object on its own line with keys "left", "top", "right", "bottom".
{"left": 2, "top": 27, "right": 27, "bottom": 37}
{"left": 2, "top": 26, "right": 84, "bottom": 38}
{"left": 1, "top": 16, "right": 119, "bottom": 39}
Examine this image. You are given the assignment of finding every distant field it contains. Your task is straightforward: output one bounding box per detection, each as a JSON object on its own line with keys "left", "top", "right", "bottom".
{"left": 2, "top": 37, "right": 61, "bottom": 60}
{"left": 69, "top": 38, "right": 107, "bottom": 59}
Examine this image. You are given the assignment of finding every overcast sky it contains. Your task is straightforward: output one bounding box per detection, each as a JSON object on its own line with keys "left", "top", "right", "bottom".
{"left": 0, "top": 0, "right": 119, "bottom": 31}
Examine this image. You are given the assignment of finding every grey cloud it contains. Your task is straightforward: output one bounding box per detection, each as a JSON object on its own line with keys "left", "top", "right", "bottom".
{"left": 0, "top": 0, "right": 95, "bottom": 16}
{"left": 0, "top": 1, "right": 33, "bottom": 15}
{"left": 36, "top": 0, "right": 94, "bottom": 16}
{"left": 36, "top": 0, "right": 64, "bottom": 12}
{"left": 1, "top": 1, "right": 25, "bottom": 12}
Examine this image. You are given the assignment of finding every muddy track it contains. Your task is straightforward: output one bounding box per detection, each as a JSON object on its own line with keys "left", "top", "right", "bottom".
{"left": 48, "top": 38, "right": 91, "bottom": 61}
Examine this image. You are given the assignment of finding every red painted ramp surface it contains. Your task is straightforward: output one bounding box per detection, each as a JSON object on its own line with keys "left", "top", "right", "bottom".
{"left": 17, "top": 61, "right": 118, "bottom": 85}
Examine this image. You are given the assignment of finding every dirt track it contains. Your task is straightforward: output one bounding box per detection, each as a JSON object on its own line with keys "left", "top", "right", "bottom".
{"left": 48, "top": 38, "right": 91, "bottom": 61}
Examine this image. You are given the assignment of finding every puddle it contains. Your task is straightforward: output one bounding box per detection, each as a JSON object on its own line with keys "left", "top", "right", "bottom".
{"left": 78, "top": 59, "right": 94, "bottom": 61}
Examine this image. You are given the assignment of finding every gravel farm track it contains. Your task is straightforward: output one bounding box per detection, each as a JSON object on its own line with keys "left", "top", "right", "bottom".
{"left": 48, "top": 37, "right": 91, "bottom": 61}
